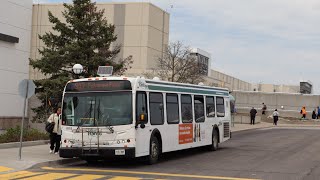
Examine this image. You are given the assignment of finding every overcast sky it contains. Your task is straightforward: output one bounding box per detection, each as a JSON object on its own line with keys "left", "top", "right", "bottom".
{"left": 38, "top": 0, "right": 320, "bottom": 93}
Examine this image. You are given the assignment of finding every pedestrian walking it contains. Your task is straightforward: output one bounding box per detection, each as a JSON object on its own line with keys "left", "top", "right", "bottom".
{"left": 250, "top": 107, "right": 257, "bottom": 125}
{"left": 47, "top": 107, "right": 62, "bottom": 154}
{"left": 300, "top": 106, "right": 307, "bottom": 120}
{"left": 317, "top": 106, "right": 320, "bottom": 119}
{"left": 272, "top": 109, "right": 279, "bottom": 125}
{"left": 262, "top": 103, "right": 267, "bottom": 115}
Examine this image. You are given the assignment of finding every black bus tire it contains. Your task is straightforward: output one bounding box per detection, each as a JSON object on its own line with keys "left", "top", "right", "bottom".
{"left": 209, "top": 129, "right": 219, "bottom": 151}
{"left": 147, "top": 136, "right": 160, "bottom": 164}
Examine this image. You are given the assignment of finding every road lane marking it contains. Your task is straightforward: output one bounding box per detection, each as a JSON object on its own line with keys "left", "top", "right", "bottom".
{"left": 66, "top": 174, "right": 105, "bottom": 180}
{"left": 23, "top": 172, "right": 75, "bottom": 180}
{"left": 0, "top": 166, "right": 12, "bottom": 173}
{"left": 0, "top": 171, "right": 42, "bottom": 179}
{"left": 108, "top": 176, "right": 142, "bottom": 180}
{"left": 42, "top": 167, "right": 260, "bottom": 180}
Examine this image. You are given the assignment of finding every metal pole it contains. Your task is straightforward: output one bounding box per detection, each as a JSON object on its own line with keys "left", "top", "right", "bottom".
{"left": 45, "top": 93, "right": 48, "bottom": 119}
{"left": 19, "top": 81, "right": 29, "bottom": 160}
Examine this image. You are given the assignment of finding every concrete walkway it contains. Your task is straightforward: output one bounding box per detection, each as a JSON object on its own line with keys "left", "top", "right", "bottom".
{"left": 231, "top": 121, "right": 273, "bottom": 132}
{"left": 1, "top": 121, "right": 319, "bottom": 173}
{"left": 0, "top": 144, "right": 62, "bottom": 173}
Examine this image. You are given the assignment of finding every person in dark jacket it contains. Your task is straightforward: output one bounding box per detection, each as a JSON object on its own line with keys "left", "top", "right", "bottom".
{"left": 312, "top": 110, "right": 317, "bottom": 119}
{"left": 250, "top": 107, "right": 257, "bottom": 125}
{"left": 272, "top": 109, "right": 279, "bottom": 125}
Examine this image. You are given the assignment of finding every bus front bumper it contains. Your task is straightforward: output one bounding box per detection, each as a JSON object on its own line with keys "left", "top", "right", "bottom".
{"left": 59, "top": 147, "right": 135, "bottom": 159}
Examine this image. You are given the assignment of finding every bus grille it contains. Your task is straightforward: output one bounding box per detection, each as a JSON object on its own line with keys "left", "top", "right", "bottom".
{"left": 223, "top": 122, "right": 230, "bottom": 138}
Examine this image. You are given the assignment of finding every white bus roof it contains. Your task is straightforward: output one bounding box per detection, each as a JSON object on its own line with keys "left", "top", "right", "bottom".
{"left": 67, "top": 76, "right": 229, "bottom": 96}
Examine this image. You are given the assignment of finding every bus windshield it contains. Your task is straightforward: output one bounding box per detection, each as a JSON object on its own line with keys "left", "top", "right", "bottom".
{"left": 62, "top": 92, "right": 132, "bottom": 126}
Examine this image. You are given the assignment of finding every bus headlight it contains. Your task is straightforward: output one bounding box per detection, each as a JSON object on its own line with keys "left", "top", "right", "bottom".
{"left": 64, "top": 139, "right": 75, "bottom": 144}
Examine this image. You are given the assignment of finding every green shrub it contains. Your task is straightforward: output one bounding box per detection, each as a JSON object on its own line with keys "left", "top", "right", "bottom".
{"left": 0, "top": 126, "right": 49, "bottom": 144}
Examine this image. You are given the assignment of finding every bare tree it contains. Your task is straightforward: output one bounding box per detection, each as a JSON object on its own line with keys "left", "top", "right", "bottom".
{"left": 145, "top": 41, "right": 204, "bottom": 84}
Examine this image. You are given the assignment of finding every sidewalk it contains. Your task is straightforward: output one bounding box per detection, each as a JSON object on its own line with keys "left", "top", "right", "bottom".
{"left": 231, "top": 121, "right": 273, "bottom": 132}
{"left": 0, "top": 144, "right": 62, "bottom": 173}
{"left": 231, "top": 120, "right": 320, "bottom": 132}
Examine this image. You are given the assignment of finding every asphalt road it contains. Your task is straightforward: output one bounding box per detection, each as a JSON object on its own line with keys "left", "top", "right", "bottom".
{"left": 7, "top": 127, "right": 320, "bottom": 180}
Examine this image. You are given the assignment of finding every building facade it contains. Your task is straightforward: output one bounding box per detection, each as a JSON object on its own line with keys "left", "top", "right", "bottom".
{"left": 300, "top": 81, "right": 313, "bottom": 94}
{"left": 0, "top": 0, "right": 33, "bottom": 126}
{"left": 190, "top": 48, "right": 211, "bottom": 77}
{"left": 30, "top": 2, "right": 169, "bottom": 79}
{"left": 251, "top": 83, "right": 301, "bottom": 93}
{"left": 206, "top": 70, "right": 252, "bottom": 91}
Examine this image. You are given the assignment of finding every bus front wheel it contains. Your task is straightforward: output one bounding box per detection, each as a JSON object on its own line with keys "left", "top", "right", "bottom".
{"left": 147, "top": 136, "right": 160, "bottom": 164}
{"left": 209, "top": 129, "right": 219, "bottom": 151}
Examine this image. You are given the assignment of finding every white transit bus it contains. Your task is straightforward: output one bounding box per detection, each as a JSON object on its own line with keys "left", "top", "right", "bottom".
{"left": 59, "top": 76, "right": 233, "bottom": 164}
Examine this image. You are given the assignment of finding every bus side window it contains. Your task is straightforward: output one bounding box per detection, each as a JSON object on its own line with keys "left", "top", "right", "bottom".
{"left": 181, "top": 94, "right": 193, "bottom": 123}
{"left": 216, "top": 97, "right": 225, "bottom": 117}
{"left": 206, "top": 96, "right": 215, "bottom": 117}
{"left": 136, "top": 92, "right": 148, "bottom": 123}
{"left": 194, "top": 95, "right": 205, "bottom": 122}
{"left": 149, "top": 92, "right": 164, "bottom": 125}
{"left": 166, "top": 93, "right": 180, "bottom": 124}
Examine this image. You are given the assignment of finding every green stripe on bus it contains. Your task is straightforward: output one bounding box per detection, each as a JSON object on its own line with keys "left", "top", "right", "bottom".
{"left": 148, "top": 85, "right": 229, "bottom": 96}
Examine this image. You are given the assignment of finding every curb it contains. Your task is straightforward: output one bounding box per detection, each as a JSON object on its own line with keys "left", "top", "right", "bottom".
{"left": 231, "top": 124, "right": 320, "bottom": 133}
{"left": 28, "top": 157, "right": 81, "bottom": 170}
{"left": 0, "top": 140, "right": 49, "bottom": 149}
{"left": 231, "top": 126, "right": 273, "bottom": 133}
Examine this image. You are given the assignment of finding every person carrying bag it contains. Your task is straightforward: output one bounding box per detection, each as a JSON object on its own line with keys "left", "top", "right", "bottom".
{"left": 45, "top": 121, "right": 54, "bottom": 133}
{"left": 47, "top": 107, "right": 62, "bottom": 154}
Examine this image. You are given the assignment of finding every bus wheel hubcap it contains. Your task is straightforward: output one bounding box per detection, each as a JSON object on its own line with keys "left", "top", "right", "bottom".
{"left": 151, "top": 142, "right": 158, "bottom": 158}
{"left": 213, "top": 135, "right": 217, "bottom": 147}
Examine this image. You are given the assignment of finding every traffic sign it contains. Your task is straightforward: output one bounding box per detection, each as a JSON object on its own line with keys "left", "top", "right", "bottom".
{"left": 18, "top": 79, "right": 35, "bottom": 98}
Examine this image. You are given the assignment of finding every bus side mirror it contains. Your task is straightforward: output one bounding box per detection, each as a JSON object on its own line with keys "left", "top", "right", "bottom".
{"left": 136, "top": 113, "right": 147, "bottom": 129}
{"left": 140, "top": 123, "right": 145, "bottom": 129}
{"left": 138, "top": 113, "right": 146, "bottom": 129}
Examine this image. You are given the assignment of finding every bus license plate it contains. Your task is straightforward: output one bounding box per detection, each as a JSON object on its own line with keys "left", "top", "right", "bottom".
{"left": 115, "top": 149, "right": 125, "bottom": 155}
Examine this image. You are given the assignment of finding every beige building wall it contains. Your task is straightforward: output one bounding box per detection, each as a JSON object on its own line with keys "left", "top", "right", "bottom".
{"left": 252, "top": 83, "right": 299, "bottom": 93}
{"left": 205, "top": 69, "right": 251, "bottom": 91}
{"left": 30, "top": 2, "right": 169, "bottom": 80}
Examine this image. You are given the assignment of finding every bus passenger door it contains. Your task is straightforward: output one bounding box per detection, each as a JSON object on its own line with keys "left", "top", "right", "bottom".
{"left": 135, "top": 91, "right": 151, "bottom": 157}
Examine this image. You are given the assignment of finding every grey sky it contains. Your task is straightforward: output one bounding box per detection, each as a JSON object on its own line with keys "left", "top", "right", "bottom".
{"left": 37, "top": 0, "right": 320, "bottom": 93}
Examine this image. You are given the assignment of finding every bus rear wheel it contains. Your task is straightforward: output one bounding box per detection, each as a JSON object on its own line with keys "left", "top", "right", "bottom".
{"left": 208, "top": 129, "right": 219, "bottom": 151}
{"left": 147, "top": 136, "right": 160, "bottom": 164}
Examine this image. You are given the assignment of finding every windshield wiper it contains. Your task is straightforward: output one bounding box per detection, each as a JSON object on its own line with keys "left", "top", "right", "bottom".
{"left": 96, "top": 99, "right": 102, "bottom": 126}
{"left": 78, "top": 100, "right": 94, "bottom": 128}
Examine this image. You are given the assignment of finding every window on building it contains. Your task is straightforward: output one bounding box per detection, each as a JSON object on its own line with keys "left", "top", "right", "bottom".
{"left": 206, "top": 96, "right": 215, "bottom": 117}
{"left": 198, "top": 54, "right": 209, "bottom": 76}
{"left": 181, "top": 94, "right": 193, "bottom": 123}
{"left": 194, "top": 95, "right": 205, "bottom": 122}
{"left": 149, "top": 93, "right": 164, "bottom": 125}
{"left": 216, "top": 97, "right": 225, "bottom": 117}
{"left": 136, "top": 91, "right": 148, "bottom": 123}
{"left": 166, "top": 94, "right": 179, "bottom": 124}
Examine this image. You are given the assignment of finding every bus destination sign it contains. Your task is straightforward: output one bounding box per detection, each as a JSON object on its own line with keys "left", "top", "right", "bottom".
{"left": 66, "top": 80, "right": 132, "bottom": 92}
